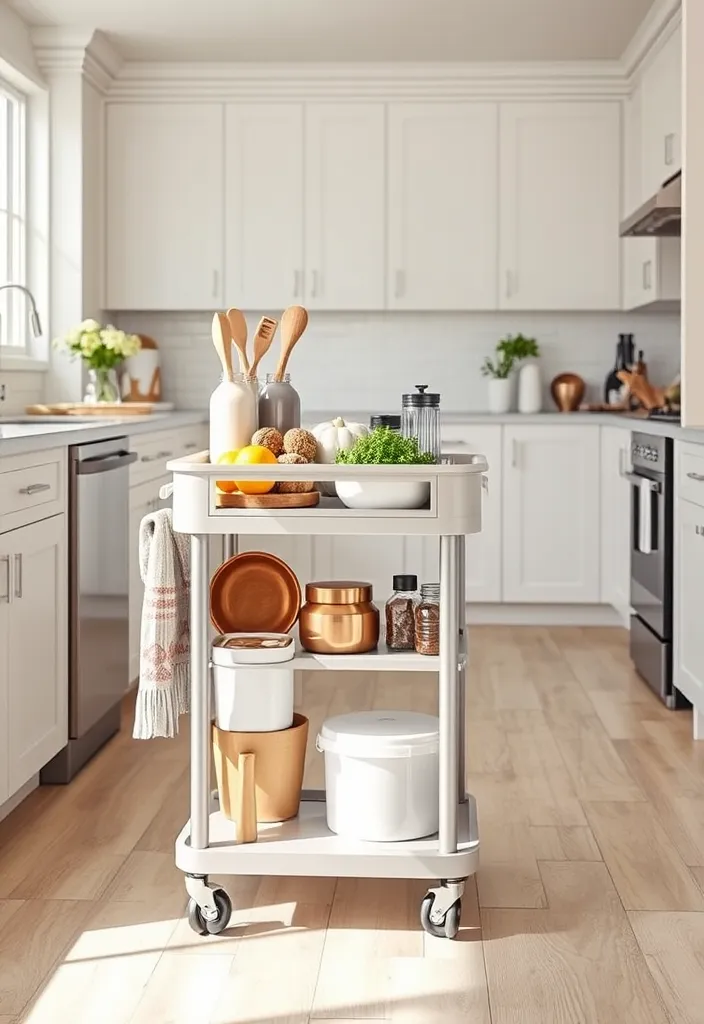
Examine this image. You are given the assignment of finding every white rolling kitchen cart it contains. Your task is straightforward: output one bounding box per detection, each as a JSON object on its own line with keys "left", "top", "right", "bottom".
{"left": 167, "top": 452, "right": 487, "bottom": 940}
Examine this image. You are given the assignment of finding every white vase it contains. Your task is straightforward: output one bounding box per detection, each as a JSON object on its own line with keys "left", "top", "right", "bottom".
{"left": 518, "top": 361, "right": 542, "bottom": 414}
{"left": 488, "top": 377, "right": 513, "bottom": 414}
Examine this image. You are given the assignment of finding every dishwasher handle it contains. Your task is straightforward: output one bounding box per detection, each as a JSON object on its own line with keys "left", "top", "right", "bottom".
{"left": 76, "top": 450, "right": 138, "bottom": 475}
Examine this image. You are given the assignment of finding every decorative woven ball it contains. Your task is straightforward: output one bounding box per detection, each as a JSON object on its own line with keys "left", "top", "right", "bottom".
{"left": 277, "top": 452, "right": 314, "bottom": 493}
{"left": 251, "top": 427, "right": 284, "bottom": 456}
{"left": 283, "top": 428, "right": 317, "bottom": 462}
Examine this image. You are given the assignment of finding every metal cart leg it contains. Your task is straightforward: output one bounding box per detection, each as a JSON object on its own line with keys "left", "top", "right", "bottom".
{"left": 439, "top": 534, "right": 459, "bottom": 855}
{"left": 190, "top": 533, "right": 210, "bottom": 850}
{"left": 457, "top": 534, "right": 467, "bottom": 805}
{"left": 223, "top": 534, "right": 236, "bottom": 560}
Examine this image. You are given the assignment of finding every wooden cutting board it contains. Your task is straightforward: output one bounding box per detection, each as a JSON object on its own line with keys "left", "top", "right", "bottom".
{"left": 216, "top": 491, "right": 320, "bottom": 509}
{"left": 26, "top": 402, "right": 154, "bottom": 416}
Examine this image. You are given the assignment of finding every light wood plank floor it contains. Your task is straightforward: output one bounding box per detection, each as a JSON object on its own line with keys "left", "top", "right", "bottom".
{"left": 2, "top": 626, "right": 704, "bottom": 1023}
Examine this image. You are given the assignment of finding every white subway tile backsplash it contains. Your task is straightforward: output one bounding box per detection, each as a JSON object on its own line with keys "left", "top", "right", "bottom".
{"left": 113, "top": 311, "right": 680, "bottom": 413}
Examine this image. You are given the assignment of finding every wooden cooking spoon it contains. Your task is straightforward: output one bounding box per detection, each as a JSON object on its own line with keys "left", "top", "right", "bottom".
{"left": 274, "top": 306, "right": 308, "bottom": 382}
{"left": 249, "top": 316, "right": 278, "bottom": 380}
{"left": 226, "top": 308, "right": 250, "bottom": 377}
{"left": 211, "top": 312, "right": 234, "bottom": 382}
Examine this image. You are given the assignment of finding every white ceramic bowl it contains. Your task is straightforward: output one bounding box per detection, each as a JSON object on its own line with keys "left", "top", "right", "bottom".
{"left": 335, "top": 479, "right": 430, "bottom": 510}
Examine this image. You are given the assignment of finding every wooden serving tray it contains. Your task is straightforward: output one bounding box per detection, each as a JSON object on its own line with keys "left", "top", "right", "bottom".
{"left": 216, "top": 490, "right": 320, "bottom": 510}
{"left": 26, "top": 402, "right": 154, "bottom": 416}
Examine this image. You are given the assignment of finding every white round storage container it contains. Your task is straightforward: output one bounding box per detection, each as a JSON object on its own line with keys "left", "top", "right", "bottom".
{"left": 316, "top": 710, "right": 439, "bottom": 842}
{"left": 211, "top": 633, "right": 295, "bottom": 733}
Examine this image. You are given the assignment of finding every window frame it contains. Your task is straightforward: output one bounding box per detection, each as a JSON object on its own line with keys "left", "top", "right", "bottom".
{"left": 0, "top": 77, "right": 28, "bottom": 354}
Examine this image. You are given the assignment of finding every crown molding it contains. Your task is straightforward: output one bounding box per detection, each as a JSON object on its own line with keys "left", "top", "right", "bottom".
{"left": 107, "top": 60, "right": 628, "bottom": 102}
{"left": 33, "top": 28, "right": 122, "bottom": 93}
{"left": 621, "top": 0, "right": 681, "bottom": 80}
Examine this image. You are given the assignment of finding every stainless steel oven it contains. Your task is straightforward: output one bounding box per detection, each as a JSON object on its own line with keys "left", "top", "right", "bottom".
{"left": 626, "top": 431, "right": 686, "bottom": 707}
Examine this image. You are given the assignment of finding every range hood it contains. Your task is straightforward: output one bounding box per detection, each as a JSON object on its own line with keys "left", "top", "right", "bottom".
{"left": 620, "top": 171, "right": 681, "bottom": 238}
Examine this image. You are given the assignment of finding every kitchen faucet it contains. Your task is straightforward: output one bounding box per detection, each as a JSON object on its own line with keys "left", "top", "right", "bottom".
{"left": 0, "top": 283, "right": 44, "bottom": 403}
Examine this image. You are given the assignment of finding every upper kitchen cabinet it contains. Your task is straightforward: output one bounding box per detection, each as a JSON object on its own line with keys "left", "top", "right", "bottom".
{"left": 106, "top": 104, "right": 225, "bottom": 310}
{"left": 305, "top": 104, "right": 386, "bottom": 310}
{"left": 225, "top": 104, "right": 304, "bottom": 310}
{"left": 387, "top": 103, "right": 498, "bottom": 310}
{"left": 640, "top": 19, "right": 682, "bottom": 199}
{"left": 499, "top": 102, "right": 621, "bottom": 311}
{"left": 503, "top": 425, "right": 601, "bottom": 603}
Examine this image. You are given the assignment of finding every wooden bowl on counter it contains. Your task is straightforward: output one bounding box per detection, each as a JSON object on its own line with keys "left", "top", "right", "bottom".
{"left": 550, "top": 373, "right": 585, "bottom": 412}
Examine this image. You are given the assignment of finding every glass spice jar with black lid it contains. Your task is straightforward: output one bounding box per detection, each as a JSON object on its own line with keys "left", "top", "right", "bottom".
{"left": 385, "top": 574, "right": 420, "bottom": 650}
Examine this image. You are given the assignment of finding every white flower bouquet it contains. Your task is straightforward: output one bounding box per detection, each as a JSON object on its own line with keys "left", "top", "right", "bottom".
{"left": 53, "top": 319, "right": 141, "bottom": 403}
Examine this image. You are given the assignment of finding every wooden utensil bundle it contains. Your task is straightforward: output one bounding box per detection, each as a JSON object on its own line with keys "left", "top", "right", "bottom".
{"left": 217, "top": 306, "right": 309, "bottom": 381}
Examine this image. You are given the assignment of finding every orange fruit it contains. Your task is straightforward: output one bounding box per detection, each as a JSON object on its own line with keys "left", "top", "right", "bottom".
{"left": 234, "top": 444, "right": 277, "bottom": 495}
{"left": 215, "top": 450, "right": 240, "bottom": 493}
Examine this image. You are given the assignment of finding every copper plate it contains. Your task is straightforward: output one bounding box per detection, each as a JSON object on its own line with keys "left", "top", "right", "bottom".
{"left": 210, "top": 551, "right": 301, "bottom": 635}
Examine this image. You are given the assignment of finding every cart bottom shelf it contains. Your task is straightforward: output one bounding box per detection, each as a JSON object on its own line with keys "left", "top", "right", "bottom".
{"left": 175, "top": 796, "right": 479, "bottom": 880}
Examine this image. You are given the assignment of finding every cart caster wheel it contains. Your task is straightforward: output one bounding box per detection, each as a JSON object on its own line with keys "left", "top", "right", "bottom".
{"left": 187, "top": 889, "right": 232, "bottom": 936}
{"left": 420, "top": 893, "right": 461, "bottom": 940}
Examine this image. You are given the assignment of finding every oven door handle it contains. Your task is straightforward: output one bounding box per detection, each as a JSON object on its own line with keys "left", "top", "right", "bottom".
{"left": 622, "top": 471, "right": 661, "bottom": 494}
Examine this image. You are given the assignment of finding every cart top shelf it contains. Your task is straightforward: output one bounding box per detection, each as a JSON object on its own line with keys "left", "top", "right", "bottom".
{"left": 167, "top": 451, "right": 487, "bottom": 538}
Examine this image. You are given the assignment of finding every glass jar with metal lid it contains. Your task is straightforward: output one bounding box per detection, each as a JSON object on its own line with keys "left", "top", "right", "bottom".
{"left": 299, "top": 581, "right": 380, "bottom": 655}
{"left": 401, "top": 385, "right": 441, "bottom": 462}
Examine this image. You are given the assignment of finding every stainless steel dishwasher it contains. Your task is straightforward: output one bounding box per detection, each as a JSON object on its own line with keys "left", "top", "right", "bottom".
{"left": 42, "top": 438, "right": 138, "bottom": 783}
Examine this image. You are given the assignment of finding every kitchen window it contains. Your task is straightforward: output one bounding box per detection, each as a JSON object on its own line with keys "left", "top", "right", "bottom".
{"left": 0, "top": 80, "right": 27, "bottom": 352}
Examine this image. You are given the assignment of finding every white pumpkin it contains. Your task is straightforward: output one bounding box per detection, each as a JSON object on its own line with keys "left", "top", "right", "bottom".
{"left": 312, "top": 417, "right": 369, "bottom": 496}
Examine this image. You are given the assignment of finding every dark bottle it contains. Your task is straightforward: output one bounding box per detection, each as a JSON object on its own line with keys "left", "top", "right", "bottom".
{"left": 604, "top": 335, "right": 628, "bottom": 405}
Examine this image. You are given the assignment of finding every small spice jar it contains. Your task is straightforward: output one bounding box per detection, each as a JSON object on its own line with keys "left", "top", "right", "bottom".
{"left": 385, "top": 574, "right": 419, "bottom": 651}
{"left": 415, "top": 584, "right": 440, "bottom": 656}
{"left": 299, "top": 581, "right": 379, "bottom": 655}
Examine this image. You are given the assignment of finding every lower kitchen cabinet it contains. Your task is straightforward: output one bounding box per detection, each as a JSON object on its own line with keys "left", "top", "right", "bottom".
{"left": 0, "top": 514, "right": 67, "bottom": 799}
{"left": 600, "top": 427, "right": 632, "bottom": 622}
{"left": 676, "top": 497, "right": 704, "bottom": 708}
{"left": 503, "top": 425, "right": 601, "bottom": 602}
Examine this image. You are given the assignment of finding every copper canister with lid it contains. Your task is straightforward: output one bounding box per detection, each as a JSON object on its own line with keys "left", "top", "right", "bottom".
{"left": 299, "top": 581, "right": 379, "bottom": 654}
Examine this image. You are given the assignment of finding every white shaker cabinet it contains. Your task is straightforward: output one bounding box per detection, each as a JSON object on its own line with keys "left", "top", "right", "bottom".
{"left": 503, "top": 425, "right": 601, "bottom": 602}
{"left": 387, "top": 102, "right": 498, "bottom": 310}
{"left": 499, "top": 102, "right": 621, "bottom": 311}
{"left": 0, "top": 515, "right": 67, "bottom": 795}
{"left": 675, "top": 497, "right": 704, "bottom": 711}
{"left": 225, "top": 104, "right": 304, "bottom": 310}
{"left": 600, "top": 427, "right": 632, "bottom": 624}
{"left": 640, "top": 20, "right": 682, "bottom": 199}
{"left": 106, "top": 103, "right": 224, "bottom": 310}
{"left": 305, "top": 103, "right": 385, "bottom": 310}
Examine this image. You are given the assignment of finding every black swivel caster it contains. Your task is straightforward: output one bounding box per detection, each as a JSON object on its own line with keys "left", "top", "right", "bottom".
{"left": 187, "top": 888, "right": 232, "bottom": 936}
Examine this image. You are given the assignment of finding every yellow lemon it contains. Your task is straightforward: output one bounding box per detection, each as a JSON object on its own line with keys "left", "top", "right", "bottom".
{"left": 215, "top": 450, "right": 240, "bottom": 493}
{"left": 234, "top": 444, "right": 277, "bottom": 495}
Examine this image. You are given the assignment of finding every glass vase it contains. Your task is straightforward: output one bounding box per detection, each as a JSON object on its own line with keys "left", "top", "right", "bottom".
{"left": 85, "top": 367, "right": 121, "bottom": 404}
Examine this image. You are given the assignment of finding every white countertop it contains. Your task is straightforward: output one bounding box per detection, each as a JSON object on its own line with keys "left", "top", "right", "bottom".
{"left": 2, "top": 407, "right": 703, "bottom": 459}
{"left": 0, "top": 410, "right": 208, "bottom": 456}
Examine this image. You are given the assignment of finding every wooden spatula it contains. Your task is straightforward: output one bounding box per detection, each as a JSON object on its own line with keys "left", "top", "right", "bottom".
{"left": 274, "top": 306, "right": 308, "bottom": 382}
{"left": 248, "top": 316, "right": 278, "bottom": 380}
{"left": 211, "top": 312, "right": 234, "bottom": 382}
{"left": 226, "top": 308, "right": 249, "bottom": 377}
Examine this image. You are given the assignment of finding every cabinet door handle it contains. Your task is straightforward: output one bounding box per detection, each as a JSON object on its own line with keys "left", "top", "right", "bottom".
{"left": 696, "top": 525, "right": 704, "bottom": 537}
{"left": 687, "top": 472, "right": 704, "bottom": 483}
{"left": 642, "top": 260, "right": 652, "bottom": 290}
{"left": 0, "top": 555, "right": 11, "bottom": 604}
{"left": 212, "top": 269, "right": 219, "bottom": 298}
{"left": 443, "top": 439, "right": 468, "bottom": 446}
{"left": 505, "top": 270, "right": 513, "bottom": 299}
{"left": 664, "top": 133, "right": 675, "bottom": 166}
{"left": 310, "top": 269, "right": 320, "bottom": 299}
{"left": 14, "top": 554, "right": 22, "bottom": 599}
{"left": 481, "top": 473, "right": 489, "bottom": 494}
{"left": 19, "top": 482, "right": 51, "bottom": 495}
{"left": 141, "top": 454, "right": 160, "bottom": 463}
{"left": 157, "top": 450, "right": 174, "bottom": 459}
{"left": 293, "top": 269, "right": 301, "bottom": 298}
{"left": 394, "top": 270, "right": 405, "bottom": 299}
{"left": 184, "top": 442, "right": 199, "bottom": 451}
{"left": 511, "top": 439, "right": 519, "bottom": 468}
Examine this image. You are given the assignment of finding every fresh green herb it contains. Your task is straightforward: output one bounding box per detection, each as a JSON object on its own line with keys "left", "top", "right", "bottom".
{"left": 481, "top": 333, "right": 540, "bottom": 379}
{"left": 335, "top": 427, "right": 435, "bottom": 465}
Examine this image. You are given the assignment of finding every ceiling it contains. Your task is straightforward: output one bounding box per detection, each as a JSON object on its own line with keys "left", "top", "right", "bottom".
{"left": 6, "top": 0, "right": 656, "bottom": 62}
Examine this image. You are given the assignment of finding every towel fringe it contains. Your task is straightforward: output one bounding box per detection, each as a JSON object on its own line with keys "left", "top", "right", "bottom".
{"left": 132, "top": 663, "right": 190, "bottom": 740}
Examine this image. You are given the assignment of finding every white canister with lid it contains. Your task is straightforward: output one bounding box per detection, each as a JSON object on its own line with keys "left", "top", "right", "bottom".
{"left": 316, "top": 710, "right": 439, "bottom": 842}
{"left": 209, "top": 374, "right": 258, "bottom": 463}
{"left": 211, "top": 633, "right": 295, "bottom": 732}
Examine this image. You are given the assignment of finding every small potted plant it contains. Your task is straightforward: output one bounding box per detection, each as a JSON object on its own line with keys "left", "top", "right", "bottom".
{"left": 481, "top": 333, "right": 540, "bottom": 414}
{"left": 53, "top": 319, "right": 141, "bottom": 404}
